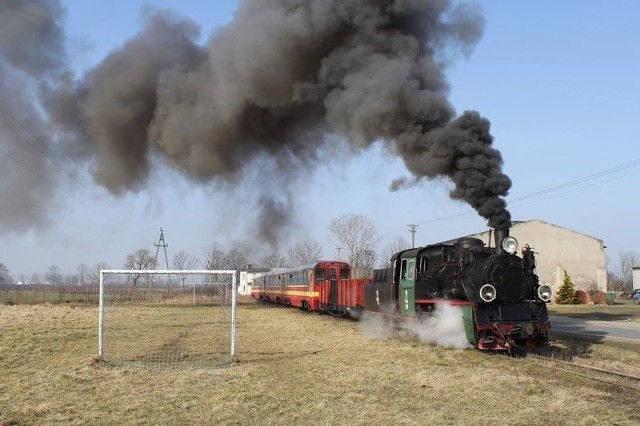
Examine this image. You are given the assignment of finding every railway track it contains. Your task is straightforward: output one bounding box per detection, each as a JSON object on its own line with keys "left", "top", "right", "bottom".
{"left": 523, "top": 353, "right": 640, "bottom": 392}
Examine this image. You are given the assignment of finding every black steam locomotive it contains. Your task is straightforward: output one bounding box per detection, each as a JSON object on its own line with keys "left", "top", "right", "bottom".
{"left": 365, "top": 228, "right": 552, "bottom": 350}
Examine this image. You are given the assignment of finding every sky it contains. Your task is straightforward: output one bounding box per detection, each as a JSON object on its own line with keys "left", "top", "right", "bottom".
{"left": 0, "top": 0, "right": 638, "bottom": 279}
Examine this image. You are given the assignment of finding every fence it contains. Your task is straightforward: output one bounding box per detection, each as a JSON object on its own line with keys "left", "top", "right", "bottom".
{"left": 0, "top": 284, "right": 103, "bottom": 305}
{"left": 0, "top": 284, "right": 232, "bottom": 306}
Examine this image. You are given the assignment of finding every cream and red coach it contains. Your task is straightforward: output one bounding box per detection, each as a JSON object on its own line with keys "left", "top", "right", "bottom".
{"left": 251, "top": 260, "right": 366, "bottom": 313}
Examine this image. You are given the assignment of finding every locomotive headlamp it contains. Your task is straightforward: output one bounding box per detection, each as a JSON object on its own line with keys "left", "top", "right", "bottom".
{"left": 538, "top": 284, "right": 553, "bottom": 302}
{"left": 501, "top": 236, "right": 518, "bottom": 254}
{"left": 479, "top": 284, "right": 497, "bottom": 302}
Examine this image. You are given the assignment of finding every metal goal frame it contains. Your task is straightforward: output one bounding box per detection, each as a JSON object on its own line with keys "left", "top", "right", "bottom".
{"left": 98, "top": 269, "right": 237, "bottom": 362}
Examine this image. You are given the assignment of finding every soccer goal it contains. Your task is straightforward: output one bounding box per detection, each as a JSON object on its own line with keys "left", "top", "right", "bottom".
{"left": 98, "top": 269, "right": 237, "bottom": 368}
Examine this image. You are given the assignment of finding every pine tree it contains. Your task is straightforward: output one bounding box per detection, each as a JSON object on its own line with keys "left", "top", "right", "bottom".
{"left": 554, "top": 271, "right": 581, "bottom": 304}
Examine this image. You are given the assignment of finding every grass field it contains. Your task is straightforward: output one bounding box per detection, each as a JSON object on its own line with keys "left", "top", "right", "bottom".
{"left": 548, "top": 300, "right": 640, "bottom": 322}
{"left": 1, "top": 301, "right": 640, "bottom": 425}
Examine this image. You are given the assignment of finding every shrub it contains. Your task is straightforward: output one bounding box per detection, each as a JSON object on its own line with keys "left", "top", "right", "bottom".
{"left": 555, "top": 271, "right": 581, "bottom": 304}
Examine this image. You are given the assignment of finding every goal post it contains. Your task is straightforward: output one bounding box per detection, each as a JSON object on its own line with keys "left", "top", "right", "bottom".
{"left": 98, "top": 269, "right": 237, "bottom": 368}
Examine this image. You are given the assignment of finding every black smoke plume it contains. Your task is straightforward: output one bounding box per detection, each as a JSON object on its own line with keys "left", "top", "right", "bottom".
{"left": 2, "top": 0, "right": 512, "bottom": 241}
{"left": 0, "top": 0, "right": 67, "bottom": 232}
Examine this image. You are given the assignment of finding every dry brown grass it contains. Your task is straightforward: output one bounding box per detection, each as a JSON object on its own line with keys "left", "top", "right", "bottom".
{"left": 1, "top": 302, "right": 639, "bottom": 425}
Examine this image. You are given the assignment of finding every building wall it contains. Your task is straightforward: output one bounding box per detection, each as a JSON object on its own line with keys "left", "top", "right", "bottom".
{"left": 238, "top": 269, "right": 270, "bottom": 295}
{"left": 468, "top": 219, "right": 607, "bottom": 293}
{"left": 633, "top": 266, "right": 640, "bottom": 291}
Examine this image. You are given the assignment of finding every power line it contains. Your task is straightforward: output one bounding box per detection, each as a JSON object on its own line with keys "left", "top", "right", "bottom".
{"left": 389, "top": 156, "right": 640, "bottom": 239}
{"left": 0, "top": 106, "right": 156, "bottom": 245}
{"left": 0, "top": 105, "right": 85, "bottom": 187}
{"left": 508, "top": 158, "right": 640, "bottom": 204}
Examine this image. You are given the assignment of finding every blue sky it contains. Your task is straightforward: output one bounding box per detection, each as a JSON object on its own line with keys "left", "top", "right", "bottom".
{"left": 1, "top": 1, "right": 638, "bottom": 278}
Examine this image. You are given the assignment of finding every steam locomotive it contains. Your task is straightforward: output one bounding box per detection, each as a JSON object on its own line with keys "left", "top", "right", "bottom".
{"left": 251, "top": 228, "right": 552, "bottom": 351}
{"left": 366, "top": 228, "right": 552, "bottom": 350}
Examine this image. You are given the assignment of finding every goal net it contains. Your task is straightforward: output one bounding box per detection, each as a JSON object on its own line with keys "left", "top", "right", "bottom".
{"left": 98, "top": 269, "right": 237, "bottom": 368}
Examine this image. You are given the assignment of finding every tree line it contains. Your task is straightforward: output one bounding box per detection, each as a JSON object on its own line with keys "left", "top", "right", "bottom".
{"left": 1, "top": 214, "right": 405, "bottom": 286}
{"left": 2, "top": 215, "right": 639, "bottom": 292}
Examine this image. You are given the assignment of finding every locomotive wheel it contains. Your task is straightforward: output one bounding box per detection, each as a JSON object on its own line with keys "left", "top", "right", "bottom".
{"left": 509, "top": 341, "right": 528, "bottom": 357}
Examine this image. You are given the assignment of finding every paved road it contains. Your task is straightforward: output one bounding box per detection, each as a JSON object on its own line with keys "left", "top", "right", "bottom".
{"left": 549, "top": 314, "right": 640, "bottom": 344}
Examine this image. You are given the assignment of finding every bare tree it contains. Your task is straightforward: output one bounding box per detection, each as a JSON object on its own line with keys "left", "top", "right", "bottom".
{"left": 124, "top": 249, "right": 157, "bottom": 288}
{"left": 203, "top": 244, "right": 249, "bottom": 270}
{"left": 173, "top": 250, "right": 198, "bottom": 291}
{"left": 613, "top": 250, "right": 639, "bottom": 292}
{"left": 354, "top": 248, "right": 376, "bottom": 278}
{"left": 77, "top": 263, "right": 89, "bottom": 286}
{"left": 378, "top": 236, "right": 410, "bottom": 267}
{"left": 88, "top": 262, "right": 111, "bottom": 285}
{"left": 224, "top": 248, "right": 248, "bottom": 290}
{"left": 288, "top": 236, "right": 322, "bottom": 266}
{"left": 225, "top": 248, "right": 248, "bottom": 270}
{"left": 65, "top": 273, "right": 78, "bottom": 286}
{"left": 0, "top": 262, "right": 11, "bottom": 285}
{"left": 261, "top": 253, "right": 287, "bottom": 268}
{"left": 203, "top": 244, "right": 248, "bottom": 291}
{"left": 45, "top": 265, "right": 62, "bottom": 285}
{"left": 328, "top": 214, "right": 377, "bottom": 276}
{"left": 203, "top": 244, "right": 227, "bottom": 270}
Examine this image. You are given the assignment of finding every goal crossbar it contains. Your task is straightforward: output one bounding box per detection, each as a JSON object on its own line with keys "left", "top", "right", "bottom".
{"left": 98, "top": 269, "right": 237, "bottom": 362}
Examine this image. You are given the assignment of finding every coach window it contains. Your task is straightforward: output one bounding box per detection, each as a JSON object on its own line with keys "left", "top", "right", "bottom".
{"left": 401, "top": 259, "right": 407, "bottom": 279}
{"left": 315, "top": 268, "right": 326, "bottom": 282}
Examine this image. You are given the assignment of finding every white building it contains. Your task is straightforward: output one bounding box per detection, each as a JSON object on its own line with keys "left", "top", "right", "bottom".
{"left": 633, "top": 266, "right": 640, "bottom": 291}
{"left": 238, "top": 265, "right": 271, "bottom": 295}
{"left": 467, "top": 219, "right": 607, "bottom": 293}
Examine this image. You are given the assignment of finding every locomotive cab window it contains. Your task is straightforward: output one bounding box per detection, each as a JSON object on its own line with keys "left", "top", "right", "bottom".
{"left": 401, "top": 259, "right": 415, "bottom": 280}
{"left": 315, "top": 268, "right": 326, "bottom": 282}
{"left": 340, "top": 268, "right": 350, "bottom": 280}
{"left": 419, "top": 257, "right": 428, "bottom": 274}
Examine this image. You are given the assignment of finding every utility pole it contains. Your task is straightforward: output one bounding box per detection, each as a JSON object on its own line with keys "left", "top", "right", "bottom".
{"left": 337, "top": 247, "right": 342, "bottom": 259}
{"left": 155, "top": 228, "right": 173, "bottom": 294}
{"left": 154, "top": 228, "right": 171, "bottom": 269}
{"left": 407, "top": 224, "right": 418, "bottom": 248}
{"left": 155, "top": 228, "right": 173, "bottom": 293}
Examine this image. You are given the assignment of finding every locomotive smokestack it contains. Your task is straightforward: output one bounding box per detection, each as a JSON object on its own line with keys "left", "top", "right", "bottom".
{"left": 494, "top": 227, "right": 509, "bottom": 254}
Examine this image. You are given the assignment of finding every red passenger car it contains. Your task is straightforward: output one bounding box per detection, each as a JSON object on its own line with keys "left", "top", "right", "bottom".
{"left": 251, "top": 261, "right": 367, "bottom": 315}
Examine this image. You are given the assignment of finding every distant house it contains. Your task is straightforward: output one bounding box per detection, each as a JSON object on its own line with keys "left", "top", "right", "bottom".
{"left": 466, "top": 219, "right": 607, "bottom": 293}
{"left": 238, "top": 265, "right": 271, "bottom": 295}
{"left": 633, "top": 265, "right": 640, "bottom": 291}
